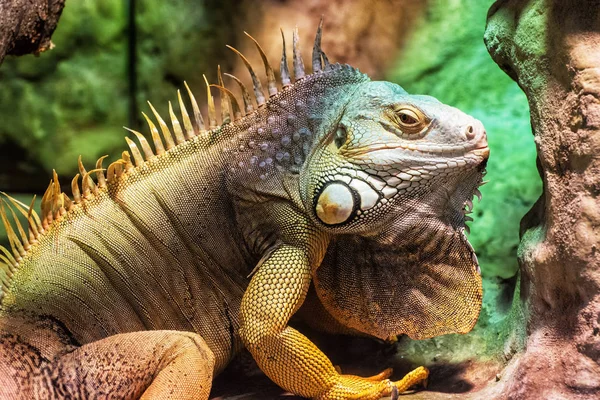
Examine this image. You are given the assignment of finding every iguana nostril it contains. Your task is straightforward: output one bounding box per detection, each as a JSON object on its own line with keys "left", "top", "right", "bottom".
{"left": 465, "top": 125, "right": 476, "bottom": 139}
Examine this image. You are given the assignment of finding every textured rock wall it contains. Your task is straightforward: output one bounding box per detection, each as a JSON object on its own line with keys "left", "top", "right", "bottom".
{"left": 485, "top": 0, "right": 600, "bottom": 398}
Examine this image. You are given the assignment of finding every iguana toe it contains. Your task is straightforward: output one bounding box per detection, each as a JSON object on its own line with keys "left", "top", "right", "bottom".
{"left": 392, "top": 366, "right": 429, "bottom": 393}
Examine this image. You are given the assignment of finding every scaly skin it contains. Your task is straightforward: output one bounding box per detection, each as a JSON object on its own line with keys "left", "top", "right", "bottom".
{"left": 0, "top": 23, "right": 487, "bottom": 399}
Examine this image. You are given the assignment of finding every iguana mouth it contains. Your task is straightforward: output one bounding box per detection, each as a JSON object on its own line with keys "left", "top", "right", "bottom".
{"left": 345, "top": 142, "right": 490, "bottom": 159}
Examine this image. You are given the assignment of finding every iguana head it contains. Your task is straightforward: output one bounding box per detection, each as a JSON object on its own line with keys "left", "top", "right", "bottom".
{"left": 301, "top": 79, "right": 488, "bottom": 340}
{"left": 304, "top": 81, "right": 488, "bottom": 232}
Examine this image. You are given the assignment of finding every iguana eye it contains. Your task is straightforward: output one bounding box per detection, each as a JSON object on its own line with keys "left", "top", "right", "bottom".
{"left": 396, "top": 108, "right": 421, "bottom": 126}
{"left": 398, "top": 110, "right": 419, "bottom": 125}
{"left": 394, "top": 107, "right": 428, "bottom": 134}
{"left": 334, "top": 125, "right": 348, "bottom": 148}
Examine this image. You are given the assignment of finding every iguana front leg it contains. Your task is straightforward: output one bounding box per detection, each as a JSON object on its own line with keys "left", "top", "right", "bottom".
{"left": 239, "top": 243, "right": 428, "bottom": 399}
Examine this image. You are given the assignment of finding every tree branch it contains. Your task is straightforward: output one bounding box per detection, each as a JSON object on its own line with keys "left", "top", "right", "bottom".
{"left": 0, "top": 0, "right": 66, "bottom": 65}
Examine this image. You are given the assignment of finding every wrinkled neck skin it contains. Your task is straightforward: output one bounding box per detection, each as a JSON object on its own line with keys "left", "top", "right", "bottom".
{"left": 378, "top": 164, "right": 485, "bottom": 242}
{"left": 311, "top": 167, "right": 485, "bottom": 341}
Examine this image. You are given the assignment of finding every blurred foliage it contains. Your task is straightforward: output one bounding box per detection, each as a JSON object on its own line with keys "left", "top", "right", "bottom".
{"left": 0, "top": 0, "right": 237, "bottom": 190}
{"left": 0, "top": 1, "right": 127, "bottom": 183}
{"left": 388, "top": 0, "right": 541, "bottom": 280}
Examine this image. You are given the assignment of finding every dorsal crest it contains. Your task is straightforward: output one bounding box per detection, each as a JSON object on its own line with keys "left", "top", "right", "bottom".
{"left": 0, "top": 19, "right": 363, "bottom": 304}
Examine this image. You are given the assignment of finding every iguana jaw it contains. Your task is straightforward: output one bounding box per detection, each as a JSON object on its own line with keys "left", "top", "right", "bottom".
{"left": 308, "top": 147, "right": 488, "bottom": 231}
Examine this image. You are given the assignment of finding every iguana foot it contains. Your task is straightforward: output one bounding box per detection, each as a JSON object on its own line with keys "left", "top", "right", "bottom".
{"left": 316, "top": 366, "right": 429, "bottom": 400}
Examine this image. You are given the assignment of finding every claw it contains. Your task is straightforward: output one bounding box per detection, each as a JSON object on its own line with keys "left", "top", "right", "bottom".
{"left": 391, "top": 386, "right": 399, "bottom": 400}
{"left": 474, "top": 188, "right": 482, "bottom": 202}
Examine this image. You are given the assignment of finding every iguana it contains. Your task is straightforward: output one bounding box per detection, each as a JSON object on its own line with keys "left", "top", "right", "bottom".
{"left": 0, "top": 21, "right": 488, "bottom": 400}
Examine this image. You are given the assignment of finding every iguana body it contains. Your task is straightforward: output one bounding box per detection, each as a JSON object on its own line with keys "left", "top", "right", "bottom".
{"left": 0, "top": 22, "right": 488, "bottom": 400}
